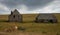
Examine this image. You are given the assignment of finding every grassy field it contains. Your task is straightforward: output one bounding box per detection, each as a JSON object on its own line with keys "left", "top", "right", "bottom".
{"left": 0, "top": 14, "right": 60, "bottom": 35}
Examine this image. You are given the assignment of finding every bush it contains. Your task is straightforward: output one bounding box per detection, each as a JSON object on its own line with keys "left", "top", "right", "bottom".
{"left": 18, "top": 26, "right": 26, "bottom": 32}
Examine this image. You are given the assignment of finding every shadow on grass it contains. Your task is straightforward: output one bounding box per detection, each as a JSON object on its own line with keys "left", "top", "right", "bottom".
{"left": 0, "top": 20, "right": 59, "bottom": 24}
{"left": 0, "top": 20, "right": 35, "bottom": 23}
{"left": 0, "top": 20, "right": 9, "bottom": 22}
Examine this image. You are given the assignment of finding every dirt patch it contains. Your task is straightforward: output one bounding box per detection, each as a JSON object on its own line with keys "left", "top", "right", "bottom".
{"left": 0, "top": 32, "right": 58, "bottom": 35}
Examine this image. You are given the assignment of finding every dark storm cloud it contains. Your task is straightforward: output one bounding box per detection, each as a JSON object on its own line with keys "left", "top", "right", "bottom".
{"left": 24, "top": 0, "right": 53, "bottom": 10}
{"left": 0, "top": 0, "right": 53, "bottom": 11}
{"left": 0, "top": 0, "right": 23, "bottom": 8}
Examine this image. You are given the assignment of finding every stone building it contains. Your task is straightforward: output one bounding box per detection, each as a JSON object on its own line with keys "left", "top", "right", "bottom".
{"left": 8, "top": 9, "right": 22, "bottom": 22}
{"left": 35, "top": 14, "right": 57, "bottom": 23}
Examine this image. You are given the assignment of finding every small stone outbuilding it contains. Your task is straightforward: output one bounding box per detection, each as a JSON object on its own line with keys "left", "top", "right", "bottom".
{"left": 8, "top": 9, "right": 22, "bottom": 22}
{"left": 35, "top": 14, "right": 57, "bottom": 23}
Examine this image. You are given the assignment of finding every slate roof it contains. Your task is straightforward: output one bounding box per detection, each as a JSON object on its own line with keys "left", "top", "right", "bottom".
{"left": 12, "top": 9, "right": 20, "bottom": 15}
{"left": 37, "top": 14, "right": 56, "bottom": 19}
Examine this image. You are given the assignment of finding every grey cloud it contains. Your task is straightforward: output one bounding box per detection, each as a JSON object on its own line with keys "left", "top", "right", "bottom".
{"left": 0, "top": 0, "right": 53, "bottom": 11}
{"left": 0, "top": 0, "right": 23, "bottom": 8}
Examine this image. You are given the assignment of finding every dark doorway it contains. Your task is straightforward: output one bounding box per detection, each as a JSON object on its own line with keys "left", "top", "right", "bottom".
{"left": 49, "top": 19, "right": 53, "bottom": 23}
{"left": 13, "top": 15, "right": 15, "bottom": 18}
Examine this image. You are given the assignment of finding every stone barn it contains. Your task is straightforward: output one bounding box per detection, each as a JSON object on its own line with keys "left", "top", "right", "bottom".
{"left": 35, "top": 14, "right": 57, "bottom": 23}
{"left": 8, "top": 9, "right": 22, "bottom": 22}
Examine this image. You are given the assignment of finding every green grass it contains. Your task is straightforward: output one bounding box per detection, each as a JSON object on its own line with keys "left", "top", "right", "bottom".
{"left": 0, "top": 14, "right": 60, "bottom": 35}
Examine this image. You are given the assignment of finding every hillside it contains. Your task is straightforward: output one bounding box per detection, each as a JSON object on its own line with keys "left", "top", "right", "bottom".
{"left": 0, "top": 14, "right": 60, "bottom": 35}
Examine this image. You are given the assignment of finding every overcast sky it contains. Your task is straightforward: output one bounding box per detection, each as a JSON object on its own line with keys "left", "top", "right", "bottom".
{"left": 0, "top": 0, "right": 60, "bottom": 14}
